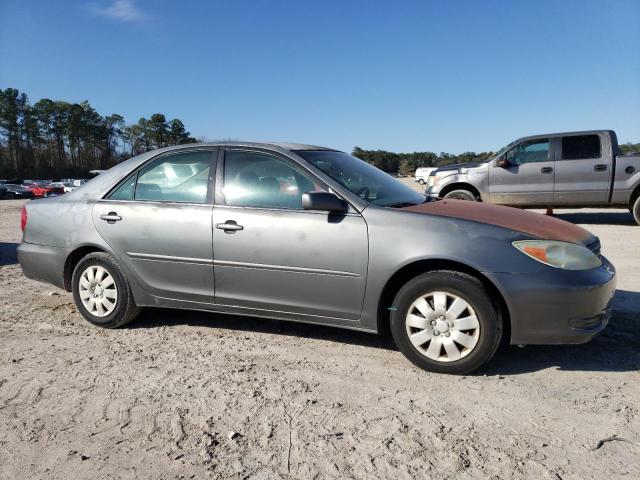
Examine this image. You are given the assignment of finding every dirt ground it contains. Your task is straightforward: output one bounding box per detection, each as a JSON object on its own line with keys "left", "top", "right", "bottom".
{"left": 1, "top": 192, "right": 639, "bottom": 479}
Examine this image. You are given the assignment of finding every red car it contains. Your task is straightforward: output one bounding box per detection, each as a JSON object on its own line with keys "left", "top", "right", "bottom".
{"left": 24, "top": 182, "right": 65, "bottom": 197}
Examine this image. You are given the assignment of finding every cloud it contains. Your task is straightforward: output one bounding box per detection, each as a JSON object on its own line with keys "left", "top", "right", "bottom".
{"left": 90, "top": 0, "right": 149, "bottom": 23}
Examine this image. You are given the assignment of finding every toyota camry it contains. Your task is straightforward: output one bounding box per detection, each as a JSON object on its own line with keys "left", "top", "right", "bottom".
{"left": 18, "top": 142, "right": 616, "bottom": 374}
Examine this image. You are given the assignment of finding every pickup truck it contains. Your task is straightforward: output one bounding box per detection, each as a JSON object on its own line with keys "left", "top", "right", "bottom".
{"left": 425, "top": 130, "right": 640, "bottom": 224}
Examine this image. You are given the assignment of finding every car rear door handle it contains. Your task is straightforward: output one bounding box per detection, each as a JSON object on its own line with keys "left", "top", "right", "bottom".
{"left": 594, "top": 164, "right": 608, "bottom": 172}
{"left": 99, "top": 212, "right": 122, "bottom": 224}
{"left": 215, "top": 220, "right": 244, "bottom": 233}
{"left": 541, "top": 167, "right": 553, "bottom": 174}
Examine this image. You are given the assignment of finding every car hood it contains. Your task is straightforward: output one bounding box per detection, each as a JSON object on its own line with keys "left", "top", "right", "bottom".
{"left": 400, "top": 199, "right": 595, "bottom": 246}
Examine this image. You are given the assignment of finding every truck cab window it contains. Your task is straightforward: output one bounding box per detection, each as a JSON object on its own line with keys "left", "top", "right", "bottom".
{"left": 505, "top": 139, "right": 550, "bottom": 166}
{"left": 562, "top": 135, "right": 601, "bottom": 160}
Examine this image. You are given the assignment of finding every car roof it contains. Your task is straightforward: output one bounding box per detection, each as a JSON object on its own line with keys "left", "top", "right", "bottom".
{"left": 157, "top": 141, "right": 338, "bottom": 153}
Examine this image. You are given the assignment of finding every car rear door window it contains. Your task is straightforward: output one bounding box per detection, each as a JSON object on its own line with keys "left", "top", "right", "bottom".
{"left": 135, "top": 151, "right": 212, "bottom": 203}
{"left": 561, "top": 135, "right": 601, "bottom": 160}
{"left": 222, "top": 150, "right": 324, "bottom": 210}
{"left": 505, "top": 139, "right": 550, "bottom": 166}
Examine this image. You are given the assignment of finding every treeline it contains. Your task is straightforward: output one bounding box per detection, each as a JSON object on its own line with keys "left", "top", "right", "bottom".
{"left": 352, "top": 147, "right": 493, "bottom": 175}
{"left": 2, "top": 86, "right": 639, "bottom": 179}
{"left": 354, "top": 142, "right": 640, "bottom": 175}
{"left": 621, "top": 143, "right": 640, "bottom": 155}
{"left": 0, "top": 87, "right": 197, "bottom": 178}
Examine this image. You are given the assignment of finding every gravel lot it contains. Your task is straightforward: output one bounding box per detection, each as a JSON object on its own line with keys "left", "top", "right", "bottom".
{"left": 1, "top": 190, "right": 639, "bottom": 479}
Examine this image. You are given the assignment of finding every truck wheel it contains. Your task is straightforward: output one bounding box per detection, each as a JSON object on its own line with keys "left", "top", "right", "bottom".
{"left": 418, "top": 179, "right": 426, "bottom": 185}
{"left": 389, "top": 271, "right": 502, "bottom": 375}
{"left": 632, "top": 196, "right": 640, "bottom": 225}
{"left": 443, "top": 189, "right": 477, "bottom": 201}
{"left": 72, "top": 252, "right": 141, "bottom": 328}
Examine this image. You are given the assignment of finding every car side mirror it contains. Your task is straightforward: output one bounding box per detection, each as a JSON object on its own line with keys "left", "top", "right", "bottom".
{"left": 495, "top": 157, "right": 509, "bottom": 168}
{"left": 302, "top": 192, "right": 348, "bottom": 213}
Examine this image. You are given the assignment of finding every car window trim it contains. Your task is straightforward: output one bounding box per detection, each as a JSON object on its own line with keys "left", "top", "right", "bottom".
{"left": 102, "top": 147, "right": 218, "bottom": 204}
{"left": 215, "top": 147, "right": 360, "bottom": 214}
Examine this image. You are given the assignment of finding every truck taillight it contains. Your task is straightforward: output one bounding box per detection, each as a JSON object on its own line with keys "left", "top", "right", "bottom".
{"left": 20, "top": 206, "right": 27, "bottom": 232}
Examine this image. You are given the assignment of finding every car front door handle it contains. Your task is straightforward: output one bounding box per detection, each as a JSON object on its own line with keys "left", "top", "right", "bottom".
{"left": 100, "top": 212, "right": 122, "bottom": 224}
{"left": 541, "top": 167, "right": 553, "bottom": 174}
{"left": 216, "top": 220, "right": 244, "bottom": 233}
{"left": 594, "top": 164, "right": 608, "bottom": 172}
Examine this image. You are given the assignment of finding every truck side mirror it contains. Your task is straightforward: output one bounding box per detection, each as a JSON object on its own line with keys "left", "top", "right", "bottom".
{"left": 495, "top": 157, "right": 509, "bottom": 168}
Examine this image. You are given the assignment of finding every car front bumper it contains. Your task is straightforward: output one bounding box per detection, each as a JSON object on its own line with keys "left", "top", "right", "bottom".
{"left": 490, "top": 256, "right": 617, "bottom": 345}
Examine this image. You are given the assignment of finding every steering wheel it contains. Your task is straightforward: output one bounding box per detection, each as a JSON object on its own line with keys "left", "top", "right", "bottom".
{"left": 355, "top": 186, "right": 370, "bottom": 201}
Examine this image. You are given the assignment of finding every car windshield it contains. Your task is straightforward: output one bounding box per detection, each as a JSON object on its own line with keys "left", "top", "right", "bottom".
{"left": 295, "top": 150, "right": 426, "bottom": 207}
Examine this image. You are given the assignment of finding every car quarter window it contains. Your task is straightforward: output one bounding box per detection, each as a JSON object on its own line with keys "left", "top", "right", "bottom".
{"left": 222, "top": 150, "right": 325, "bottom": 209}
{"left": 133, "top": 151, "right": 212, "bottom": 203}
{"left": 505, "top": 138, "right": 550, "bottom": 166}
{"left": 108, "top": 174, "right": 136, "bottom": 200}
{"left": 561, "top": 135, "right": 601, "bottom": 160}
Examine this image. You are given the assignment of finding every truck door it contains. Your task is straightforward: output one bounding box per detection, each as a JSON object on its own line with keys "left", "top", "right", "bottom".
{"left": 553, "top": 133, "right": 610, "bottom": 205}
{"left": 488, "top": 137, "right": 554, "bottom": 205}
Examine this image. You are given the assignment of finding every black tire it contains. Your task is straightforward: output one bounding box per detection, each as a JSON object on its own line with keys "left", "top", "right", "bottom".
{"left": 390, "top": 270, "right": 502, "bottom": 374}
{"left": 418, "top": 179, "right": 426, "bottom": 185}
{"left": 443, "top": 189, "right": 477, "bottom": 201}
{"left": 632, "top": 196, "right": 640, "bottom": 225}
{"left": 72, "top": 252, "right": 141, "bottom": 328}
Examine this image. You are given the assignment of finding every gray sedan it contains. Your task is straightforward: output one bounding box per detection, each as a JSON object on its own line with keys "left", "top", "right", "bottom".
{"left": 18, "top": 142, "right": 616, "bottom": 374}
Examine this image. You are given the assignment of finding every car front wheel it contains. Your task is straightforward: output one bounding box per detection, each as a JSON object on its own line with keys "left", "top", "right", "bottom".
{"left": 390, "top": 271, "right": 502, "bottom": 374}
{"left": 72, "top": 252, "right": 141, "bottom": 328}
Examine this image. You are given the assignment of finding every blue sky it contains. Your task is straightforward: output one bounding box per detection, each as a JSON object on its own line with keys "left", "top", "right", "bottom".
{"left": 1, "top": 0, "right": 639, "bottom": 153}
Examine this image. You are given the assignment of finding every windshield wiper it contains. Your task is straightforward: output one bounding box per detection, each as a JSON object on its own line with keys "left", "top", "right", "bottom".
{"left": 386, "top": 201, "right": 420, "bottom": 208}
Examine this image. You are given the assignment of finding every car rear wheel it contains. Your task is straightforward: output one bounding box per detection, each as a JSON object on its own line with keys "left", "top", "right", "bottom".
{"left": 390, "top": 271, "right": 502, "bottom": 374}
{"left": 418, "top": 179, "right": 425, "bottom": 185}
{"left": 443, "top": 189, "right": 477, "bottom": 201}
{"left": 72, "top": 252, "right": 141, "bottom": 328}
{"left": 632, "top": 196, "right": 640, "bottom": 225}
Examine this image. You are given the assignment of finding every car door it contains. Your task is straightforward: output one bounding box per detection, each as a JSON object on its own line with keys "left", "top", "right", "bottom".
{"left": 488, "top": 137, "right": 554, "bottom": 205}
{"left": 553, "top": 133, "right": 610, "bottom": 204}
{"left": 92, "top": 148, "right": 217, "bottom": 303}
{"left": 212, "top": 148, "right": 369, "bottom": 321}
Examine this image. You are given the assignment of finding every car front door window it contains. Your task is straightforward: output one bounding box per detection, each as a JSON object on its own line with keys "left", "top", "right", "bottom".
{"left": 222, "top": 150, "right": 325, "bottom": 210}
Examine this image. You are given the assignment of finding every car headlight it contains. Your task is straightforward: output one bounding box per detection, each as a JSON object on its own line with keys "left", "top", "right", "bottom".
{"left": 427, "top": 176, "right": 437, "bottom": 187}
{"left": 512, "top": 240, "right": 602, "bottom": 270}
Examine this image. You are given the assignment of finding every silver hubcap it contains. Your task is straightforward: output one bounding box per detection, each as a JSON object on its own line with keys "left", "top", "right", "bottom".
{"left": 405, "top": 291, "right": 480, "bottom": 362}
{"left": 79, "top": 266, "right": 118, "bottom": 317}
